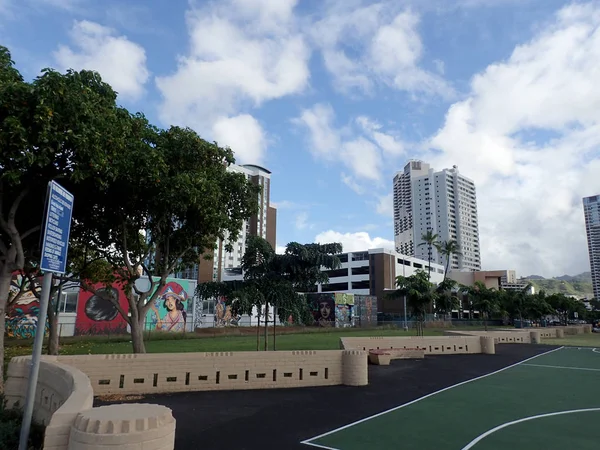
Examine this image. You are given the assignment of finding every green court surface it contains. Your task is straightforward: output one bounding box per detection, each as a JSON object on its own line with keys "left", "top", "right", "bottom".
{"left": 302, "top": 347, "right": 600, "bottom": 450}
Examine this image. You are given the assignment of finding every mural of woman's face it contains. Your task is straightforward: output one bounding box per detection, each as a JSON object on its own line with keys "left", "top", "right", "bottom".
{"left": 320, "top": 302, "right": 331, "bottom": 319}
{"left": 165, "top": 296, "right": 176, "bottom": 311}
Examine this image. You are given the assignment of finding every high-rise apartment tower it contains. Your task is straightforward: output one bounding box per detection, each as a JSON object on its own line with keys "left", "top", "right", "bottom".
{"left": 176, "top": 164, "right": 277, "bottom": 282}
{"left": 583, "top": 195, "right": 600, "bottom": 300}
{"left": 393, "top": 160, "right": 481, "bottom": 271}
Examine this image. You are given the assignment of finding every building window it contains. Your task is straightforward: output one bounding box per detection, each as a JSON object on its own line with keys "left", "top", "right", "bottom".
{"left": 56, "top": 291, "right": 78, "bottom": 314}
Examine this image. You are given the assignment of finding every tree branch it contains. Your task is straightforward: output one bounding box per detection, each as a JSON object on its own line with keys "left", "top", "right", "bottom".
{"left": 121, "top": 222, "right": 135, "bottom": 275}
{"left": 20, "top": 225, "right": 41, "bottom": 241}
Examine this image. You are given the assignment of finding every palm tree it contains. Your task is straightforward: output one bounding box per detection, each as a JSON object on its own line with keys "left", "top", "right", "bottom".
{"left": 418, "top": 230, "right": 439, "bottom": 280}
{"left": 435, "top": 239, "right": 461, "bottom": 280}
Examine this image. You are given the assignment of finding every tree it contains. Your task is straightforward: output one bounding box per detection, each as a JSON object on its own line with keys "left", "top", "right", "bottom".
{"left": 435, "top": 278, "right": 459, "bottom": 319}
{"left": 197, "top": 236, "right": 343, "bottom": 350}
{"left": 418, "top": 230, "right": 439, "bottom": 280}
{"left": 435, "top": 239, "right": 461, "bottom": 280}
{"left": 464, "top": 281, "right": 498, "bottom": 331}
{"left": 388, "top": 270, "right": 435, "bottom": 336}
{"left": 590, "top": 298, "right": 600, "bottom": 311}
{"left": 0, "top": 46, "right": 140, "bottom": 388}
{"left": 76, "top": 126, "right": 261, "bottom": 353}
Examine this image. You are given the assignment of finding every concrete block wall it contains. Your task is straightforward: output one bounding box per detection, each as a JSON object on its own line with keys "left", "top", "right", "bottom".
{"left": 57, "top": 350, "right": 367, "bottom": 396}
{"left": 445, "top": 330, "right": 532, "bottom": 344}
{"left": 340, "top": 336, "right": 483, "bottom": 355}
{"left": 5, "top": 356, "right": 94, "bottom": 450}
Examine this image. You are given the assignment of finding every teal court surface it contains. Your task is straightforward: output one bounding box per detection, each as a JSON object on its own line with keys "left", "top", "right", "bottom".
{"left": 302, "top": 347, "right": 600, "bottom": 450}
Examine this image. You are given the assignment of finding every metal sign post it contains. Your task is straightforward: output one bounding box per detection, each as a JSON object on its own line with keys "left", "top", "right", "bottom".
{"left": 18, "top": 181, "right": 74, "bottom": 450}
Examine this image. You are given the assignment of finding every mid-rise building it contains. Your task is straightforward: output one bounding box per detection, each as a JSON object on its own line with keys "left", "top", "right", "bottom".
{"left": 175, "top": 164, "right": 277, "bottom": 283}
{"left": 583, "top": 195, "right": 600, "bottom": 300}
{"left": 393, "top": 161, "right": 481, "bottom": 271}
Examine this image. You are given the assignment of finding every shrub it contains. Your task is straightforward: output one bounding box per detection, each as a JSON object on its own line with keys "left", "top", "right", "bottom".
{"left": 0, "top": 397, "right": 45, "bottom": 450}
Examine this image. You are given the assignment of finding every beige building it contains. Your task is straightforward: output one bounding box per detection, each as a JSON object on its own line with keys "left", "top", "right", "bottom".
{"left": 449, "top": 269, "right": 533, "bottom": 293}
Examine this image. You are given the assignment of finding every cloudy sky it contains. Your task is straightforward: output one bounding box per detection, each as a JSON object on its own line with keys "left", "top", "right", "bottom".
{"left": 3, "top": 0, "right": 599, "bottom": 278}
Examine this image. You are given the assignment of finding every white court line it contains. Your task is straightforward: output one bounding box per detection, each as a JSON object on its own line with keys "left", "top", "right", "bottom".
{"left": 521, "top": 363, "right": 600, "bottom": 372}
{"left": 461, "top": 408, "right": 600, "bottom": 450}
{"left": 593, "top": 348, "right": 600, "bottom": 354}
{"left": 300, "top": 346, "right": 564, "bottom": 449}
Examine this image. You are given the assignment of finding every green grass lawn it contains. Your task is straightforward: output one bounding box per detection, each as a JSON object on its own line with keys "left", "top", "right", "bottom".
{"left": 541, "top": 333, "right": 600, "bottom": 348}
{"left": 4, "top": 327, "right": 448, "bottom": 363}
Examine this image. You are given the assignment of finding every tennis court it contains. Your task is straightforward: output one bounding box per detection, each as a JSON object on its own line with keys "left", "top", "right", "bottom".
{"left": 302, "top": 347, "right": 600, "bottom": 450}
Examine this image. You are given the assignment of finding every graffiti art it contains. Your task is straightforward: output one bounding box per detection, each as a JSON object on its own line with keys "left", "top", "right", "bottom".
{"left": 5, "top": 275, "right": 48, "bottom": 339}
{"left": 148, "top": 281, "right": 190, "bottom": 332}
{"left": 307, "top": 293, "right": 335, "bottom": 327}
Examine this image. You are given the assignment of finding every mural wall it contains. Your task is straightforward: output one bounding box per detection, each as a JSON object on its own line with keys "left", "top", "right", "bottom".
{"left": 75, "top": 277, "right": 195, "bottom": 335}
{"left": 75, "top": 282, "right": 129, "bottom": 335}
{"left": 354, "top": 295, "right": 378, "bottom": 327}
{"left": 145, "top": 279, "right": 192, "bottom": 332}
{"left": 6, "top": 275, "right": 48, "bottom": 339}
{"left": 334, "top": 293, "right": 353, "bottom": 328}
{"left": 307, "top": 293, "right": 335, "bottom": 327}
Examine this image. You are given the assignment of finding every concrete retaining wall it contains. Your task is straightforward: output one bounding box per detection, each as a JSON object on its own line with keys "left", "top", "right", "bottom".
{"left": 6, "top": 350, "right": 368, "bottom": 449}
{"left": 5, "top": 356, "right": 93, "bottom": 450}
{"left": 56, "top": 350, "right": 368, "bottom": 396}
{"left": 444, "top": 330, "right": 532, "bottom": 344}
{"left": 340, "top": 336, "right": 485, "bottom": 355}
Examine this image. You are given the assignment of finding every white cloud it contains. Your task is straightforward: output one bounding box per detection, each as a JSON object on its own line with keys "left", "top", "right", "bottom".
{"left": 155, "top": 0, "right": 309, "bottom": 163}
{"left": 311, "top": 4, "right": 452, "bottom": 98}
{"left": 212, "top": 114, "right": 267, "bottom": 164}
{"left": 294, "top": 103, "right": 407, "bottom": 184}
{"left": 341, "top": 173, "right": 364, "bottom": 195}
{"left": 427, "top": 2, "right": 600, "bottom": 276}
{"left": 315, "top": 230, "right": 395, "bottom": 253}
{"left": 375, "top": 193, "right": 393, "bottom": 218}
{"left": 275, "top": 245, "right": 286, "bottom": 254}
{"left": 54, "top": 21, "right": 149, "bottom": 101}
{"left": 295, "top": 212, "right": 310, "bottom": 230}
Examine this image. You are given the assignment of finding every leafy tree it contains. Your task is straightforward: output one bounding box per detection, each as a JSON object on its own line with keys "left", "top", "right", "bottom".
{"left": 389, "top": 270, "right": 435, "bottom": 336}
{"left": 435, "top": 239, "right": 461, "bottom": 280}
{"left": 0, "top": 46, "right": 140, "bottom": 388}
{"left": 76, "top": 126, "right": 261, "bottom": 353}
{"left": 197, "top": 236, "right": 342, "bottom": 350}
{"left": 418, "top": 230, "right": 439, "bottom": 280}
{"left": 590, "top": 298, "right": 600, "bottom": 311}
{"left": 434, "top": 278, "right": 459, "bottom": 319}
{"left": 464, "top": 281, "right": 498, "bottom": 331}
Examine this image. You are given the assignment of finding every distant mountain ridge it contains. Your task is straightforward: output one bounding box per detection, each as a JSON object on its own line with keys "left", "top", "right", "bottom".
{"left": 521, "top": 272, "right": 593, "bottom": 298}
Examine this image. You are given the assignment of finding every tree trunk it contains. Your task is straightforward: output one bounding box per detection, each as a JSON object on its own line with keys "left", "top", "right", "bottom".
{"left": 0, "top": 268, "right": 11, "bottom": 393}
{"left": 264, "top": 302, "right": 268, "bottom": 351}
{"left": 47, "top": 307, "right": 60, "bottom": 355}
{"left": 130, "top": 308, "right": 146, "bottom": 353}
{"left": 256, "top": 309, "right": 261, "bottom": 351}
{"left": 273, "top": 306, "right": 276, "bottom": 351}
{"left": 484, "top": 312, "right": 488, "bottom": 331}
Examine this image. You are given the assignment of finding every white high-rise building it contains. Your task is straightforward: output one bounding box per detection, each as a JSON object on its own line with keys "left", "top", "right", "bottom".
{"left": 583, "top": 195, "right": 600, "bottom": 300}
{"left": 393, "top": 161, "right": 481, "bottom": 272}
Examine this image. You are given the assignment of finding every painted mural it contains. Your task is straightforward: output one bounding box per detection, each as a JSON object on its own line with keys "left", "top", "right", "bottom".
{"left": 214, "top": 296, "right": 241, "bottom": 327}
{"left": 307, "top": 293, "right": 335, "bottom": 327}
{"left": 75, "top": 283, "right": 129, "bottom": 335}
{"left": 354, "top": 295, "right": 378, "bottom": 327}
{"left": 146, "top": 280, "right": 191, "bottom": 332}
{"left": 334, "top": 293, "right": 354, "bottom": 328}
{"left": 6, "top": 275, "right": 48, "bottom": 338}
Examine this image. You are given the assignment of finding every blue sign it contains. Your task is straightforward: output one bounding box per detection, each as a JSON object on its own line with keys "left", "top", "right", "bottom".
{"left": 40, "top": 181, "right": 74, "bottom": 274}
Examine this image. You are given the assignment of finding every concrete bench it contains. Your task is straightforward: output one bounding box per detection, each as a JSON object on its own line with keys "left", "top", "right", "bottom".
{"left": 368, "top": 348, "right": 425, "bottom": 366}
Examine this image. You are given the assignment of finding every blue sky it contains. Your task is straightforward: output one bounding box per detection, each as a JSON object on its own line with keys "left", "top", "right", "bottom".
{"left": 2, "top": 0, "right": 600, "bottom": 278}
